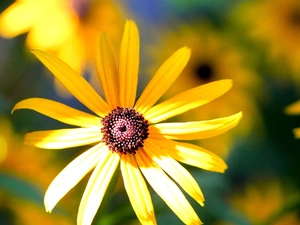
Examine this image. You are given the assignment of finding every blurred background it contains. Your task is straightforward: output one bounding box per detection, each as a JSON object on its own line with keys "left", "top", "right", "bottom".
{"left": 1, "top": 0, "right": 300, "bottom": 224}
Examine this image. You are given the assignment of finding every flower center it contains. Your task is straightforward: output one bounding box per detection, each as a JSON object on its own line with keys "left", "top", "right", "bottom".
{"left": 70, "top": 0, "right": 91, "bottom": 19}
{"left": 288, "top": 9, "right": 300, "bottom": 27}
{"left": 101, "top": 107, "right": 149, "bottom": 154}
{"left": 194, "top": 62, "right": 214, "bottom": 82}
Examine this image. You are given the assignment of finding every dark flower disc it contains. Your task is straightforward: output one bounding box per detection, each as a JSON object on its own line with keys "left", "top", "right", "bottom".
{"left": 101, "top": 107, "right": 149, "bottom": 154}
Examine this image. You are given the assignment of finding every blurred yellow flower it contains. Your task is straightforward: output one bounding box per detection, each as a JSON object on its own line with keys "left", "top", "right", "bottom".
{"left": 233, "top": 0, "right": 300, "bottom": 83}
{"left": 285, "top": 100, "right": 300, "bottom": 138}
{"left": 0, "top": 117, "right": 57, "bottom": 189}
{"left": 230, "top": 179, "right": 300, "bottom": 225}
{"left": 0, "top": 0, "right": 124, "bottom": 96}
{"left": 0, "top": 195, "right": 73, "bottom": 225}
{"left": 0, "top": 196, "right": 74, "bottom": 225}
{"left": 149, "top": 24, "right": 261, "bottom": 157}
{"left": 0, "top": 117, "right": 74, "bottom": 225}
{"left": 13, "top": 20, "right": 242, "bottom": 224}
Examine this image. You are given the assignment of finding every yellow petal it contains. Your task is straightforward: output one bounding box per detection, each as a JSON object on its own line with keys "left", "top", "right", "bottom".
{"left": 77, "top": 150, "right": 120, "bottom": 225}
{"left": 135, "top": 47, "right": 191, "bottom": 114}
{"left": 12, "top": 98, "right": 100, "bottom": 128}
{"left": 96, "top": 33, "right": 119, "bottom": 109}
{"left": 148, "top": 138, "right": 227, "bottom": 173}
{"left": 121, "top": 154, "right": 157, "bottom": 225}
{"left": 285, "top": 100, "right": 300, "bottom": 115}
{"left": 136, "top": 149, "right": 202, "bottom": 225}
{"left": 149, "top": 112, "right": 242, "bottom": 140}
{"left": 0, "top": 1, "right": 40, "bottom": 37}
{"left": 293, "top": 128, "right": 300, "bottom": 138}
{"left": 44, "top": 143, "right": 107, "bottom": 212}
{"left": 119, "top": 20, "right": 139, "bottom": 107}
{"left": 57, "top": 34, "right": 85, "bottom": 73}
{"left": 144, "top": 79, "right": 233, "bottom": 123}
{"left": 144, "top": 140, "right": 205, "bottom": 206}
{"left": 32, "top": 50, "right": 110, "bottom": 117}
{"left": 24, "top": 127, "right": 102, "bottom": 149}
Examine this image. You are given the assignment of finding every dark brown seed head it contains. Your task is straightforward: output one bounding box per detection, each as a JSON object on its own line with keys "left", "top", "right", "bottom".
{"left": 101, "top": 107, "right": 149, "bottom": 154}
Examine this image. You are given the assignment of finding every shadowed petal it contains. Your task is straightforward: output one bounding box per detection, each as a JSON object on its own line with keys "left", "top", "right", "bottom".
{"left": 136, "top": 149, "right": 202, "bottom": 225}
{"left": 148, "top": 138, "right": 227, "bottom": 173}
{"left": 44, "top": 143, "right": 107, "bottom": 212}
{"left": 32, "top": 50, "right": 110, "bottom": 117}
{"left": 96, "top": 33, "right": 119, "bottom": 109}
{"left": 77, "top": 151, "right": 120, "bottom": 225}
{"left": 119, "top": 20, "right": 139, "bottom": 108}
{"left": 121, "top": 154, "right": 157, "bottom": 225}
{"left": 12, "top": 98, "right": 100, "bottom": 127}
{"left": 149, "top": 112, "right": 242, "bottom": 140}
{"left": 145, "top": 140, "right": 204, "bottom": 206}
{"left": 24, "top": 127, "right": 102, "bottom": 149}
{"left": 144, "top": 79, "right": 232, "bottom": 123}
{"left": 135, "top": 47, "right": 191, "bottom": 114}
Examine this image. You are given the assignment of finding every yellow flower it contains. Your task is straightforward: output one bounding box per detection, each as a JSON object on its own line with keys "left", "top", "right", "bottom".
{"left": 148, "top": 24, "right": 260, "bottom": 157}
{"left": 0, "top": 117, "right": 60, "bottom": 189}
{"left": 0, "top": 0, "right": 124, "bottom": 96}
{"left": 12, "top": 20, "right": 242, "bottom": 225}
{"left": 285, "top": 100, "right": 300, "bottom": 138}
{"left": 0, "top": 117, "right": 74, "bottom": 225}
{"left": 0, "top": 195, "right": 73, "bottom": 225}
{"left": 229, "top": 179, "right": 300, "bottom": 225}
{"left": 233, "top": 0, "right": 300, "bottom": 83}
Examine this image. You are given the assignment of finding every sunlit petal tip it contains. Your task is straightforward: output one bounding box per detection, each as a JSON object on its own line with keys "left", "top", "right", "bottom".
{"left": 44, "top": 191, "right": 58, "bottom": 213}
{"left": 221, "top": 163, "right": 228, "bottom": 172}
{"left": 150, "top": 111, "right": 243, "bottom": 141}
{"left": 11, "top": 98, "right": 100, "bottom": 127}
{"left": 44, "top": 200, "right": 54, "bottom": 213}
{"left": 230, "top": 111, "right": 243, "bottom": 125}
{"left": 219, "top": 79, "right": 233, "bottom": 90}
{"left": 11, "top": 103, "right": 20, "bottom": 114}
{"left": 181, "top": 46, "right": 191, "bottom": 55}
{"left": 145, "top": 79, "right": 235, "bottom": 123}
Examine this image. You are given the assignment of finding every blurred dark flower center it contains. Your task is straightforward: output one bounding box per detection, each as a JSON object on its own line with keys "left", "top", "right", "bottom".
{"left": 194, "top": 62, "right": 214, "bottom": 81}
{"left": 0, "top": 205, "right": 16, "bottom": 225}
{"left": 71, "top": 0, "right": 91, "bottom": 19}
{"left": 101, "top": 107, "right": 149, "bottom": 155}
{"left": 288, "top": 8, "right": 300, "bottom": 27}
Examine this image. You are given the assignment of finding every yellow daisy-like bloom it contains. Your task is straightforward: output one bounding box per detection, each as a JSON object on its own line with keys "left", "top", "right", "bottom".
{"left": 285, "top": 100, "right": 300, "bottom": 138}
{"left": 149, "top": 24, "right": 259, "bottom": 157}
{"left": 13, "top": 20, "right": 242, "bottom": 225}
{"left": 233, "top": 0, "right": 300, "bottom": 82}
{"left": 0, "top": 0, "right": 123, "bottom": 96}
